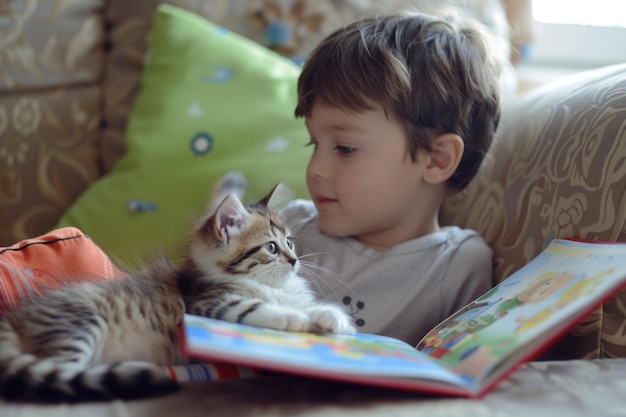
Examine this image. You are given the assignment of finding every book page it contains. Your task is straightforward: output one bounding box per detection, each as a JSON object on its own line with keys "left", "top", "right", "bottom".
{"left": 417, "top": 239, "right": 626, "bottom": 386}
{"left": 183, "top": 314, "right": 468, "bottom": 388}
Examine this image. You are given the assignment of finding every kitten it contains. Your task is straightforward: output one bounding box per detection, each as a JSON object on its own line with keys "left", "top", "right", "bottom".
{"left": 0, "top": 174, "right": 354, "bottom": 402}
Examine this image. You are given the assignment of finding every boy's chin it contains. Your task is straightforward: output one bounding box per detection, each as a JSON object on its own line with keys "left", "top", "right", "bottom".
{"left": 318, "top": 221, "right": 351, "bottom": 238}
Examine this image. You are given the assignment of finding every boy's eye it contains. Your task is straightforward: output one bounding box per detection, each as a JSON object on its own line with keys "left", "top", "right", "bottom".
{"left": 305, "top": 140, "right": 317, "bottom": 149}
{"left": 265, "top": 242, "right": 278, "bottom": 254}
{"left": 334, "top": 145, "right": 357, "bottom": 155}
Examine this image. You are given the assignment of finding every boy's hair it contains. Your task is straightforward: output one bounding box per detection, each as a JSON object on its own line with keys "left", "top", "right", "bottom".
{"left": 295, "top": 13, "right": 501, "bottom": 189}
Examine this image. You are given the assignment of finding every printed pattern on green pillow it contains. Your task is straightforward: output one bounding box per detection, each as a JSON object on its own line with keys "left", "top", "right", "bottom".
{"left": 55, "top": 4, "right": 311, "bottom": 266}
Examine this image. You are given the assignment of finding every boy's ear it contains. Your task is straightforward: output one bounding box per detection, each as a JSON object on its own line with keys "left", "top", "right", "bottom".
{"left": 422, "top": 133, "right": 464, "bottom": 185}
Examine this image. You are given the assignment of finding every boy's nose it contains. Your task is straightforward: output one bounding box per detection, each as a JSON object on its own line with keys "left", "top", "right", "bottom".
{"left": 307, "top": 152, "right": 328, "bottom": 179}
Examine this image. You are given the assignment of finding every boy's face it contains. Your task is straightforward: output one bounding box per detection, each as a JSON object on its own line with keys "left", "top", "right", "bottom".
{"left": 305, "top": 102, "right": 437, "bottom": 250}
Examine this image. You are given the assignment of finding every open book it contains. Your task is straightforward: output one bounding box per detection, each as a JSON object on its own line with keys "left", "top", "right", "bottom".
{"left": 180, "top": 239, "right": 626, "bottom": 398}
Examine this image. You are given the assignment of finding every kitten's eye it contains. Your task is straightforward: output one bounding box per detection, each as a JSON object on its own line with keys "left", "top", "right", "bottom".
{"left": 286, "top": 237, "right": 294, "bottom": 250}
{"left": 265, "top": 242, "right": 278, "bottom": 254}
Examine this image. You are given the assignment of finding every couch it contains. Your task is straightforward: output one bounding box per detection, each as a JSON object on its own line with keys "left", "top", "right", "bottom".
{"left": 2, "top": 0, "right": 626, "bottom": 415}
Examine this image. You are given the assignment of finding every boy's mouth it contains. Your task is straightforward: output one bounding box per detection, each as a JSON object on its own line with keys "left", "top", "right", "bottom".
{"left": 314, "top": 195, "right": 338, "bottom": 205}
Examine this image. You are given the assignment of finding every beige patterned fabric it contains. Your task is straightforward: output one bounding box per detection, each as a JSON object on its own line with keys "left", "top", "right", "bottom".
{"left": 0, "top": 0, "right": 104, "bottom": 245}
{"left": 441, "top": 63, "right": 626, "bottom": 359}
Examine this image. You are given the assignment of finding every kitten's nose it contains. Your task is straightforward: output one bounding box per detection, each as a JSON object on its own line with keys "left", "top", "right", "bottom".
{"left": 288, "top": 258, "right": 297, "bottom": 266}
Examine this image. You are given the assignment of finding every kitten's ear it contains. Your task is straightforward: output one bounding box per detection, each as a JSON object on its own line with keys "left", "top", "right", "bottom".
{"left": 259, "top": 183, "right": 294, "bottom": 210}
{"left": 213, "top": 194, "right": 249, "bottom": 243}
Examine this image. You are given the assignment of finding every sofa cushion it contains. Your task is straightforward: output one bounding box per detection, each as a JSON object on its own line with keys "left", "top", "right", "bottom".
{"left": 55, "top": 5, "right": 312, "bottom": 266}
{"left": 441, "top": 63, "right": 626, "bottom": 358}
{"left": 0, "top": 227, "right": 122, "bottom": 313}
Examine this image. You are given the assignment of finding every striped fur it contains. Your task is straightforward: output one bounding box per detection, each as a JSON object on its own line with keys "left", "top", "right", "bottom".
{"left": 0, "top": 181, "right": 354, "bottom": 402}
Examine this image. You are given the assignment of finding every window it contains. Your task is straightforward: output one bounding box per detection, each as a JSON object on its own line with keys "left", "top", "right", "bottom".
{"left": 533, "top": 0, "right": 626, "bottom": 27}
{"left": 528, "top": 1, "right": 626, "bottom": 68}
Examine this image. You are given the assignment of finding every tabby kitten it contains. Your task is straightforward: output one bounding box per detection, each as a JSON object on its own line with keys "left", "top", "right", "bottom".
{"left": 0, "top": 177, "right": 354, "bottom": 403}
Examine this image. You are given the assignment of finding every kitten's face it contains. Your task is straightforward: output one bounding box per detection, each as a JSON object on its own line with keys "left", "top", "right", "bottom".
{"left": 189, "top": 193, "right": 299, "bottom": 287}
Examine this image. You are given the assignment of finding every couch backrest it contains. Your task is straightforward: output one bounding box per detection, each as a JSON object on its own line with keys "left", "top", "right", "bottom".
{"left": 442, "top": 63, "right": 626, "bottom": 282}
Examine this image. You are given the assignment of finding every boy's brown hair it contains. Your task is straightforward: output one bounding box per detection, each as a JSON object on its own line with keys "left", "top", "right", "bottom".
{"left": 295, "top": 13, "right": 501, "bottom": 189}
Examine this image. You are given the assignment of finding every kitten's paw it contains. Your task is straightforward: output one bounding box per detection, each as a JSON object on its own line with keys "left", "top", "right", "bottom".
{"left": 253, "top": 308, "right": 310, "bottom": 332}
{"left": 282, "top": 310, "right": 311, "bottom": 332}
{"left": 308, "top": 305, "right": 356, "bottom": 334}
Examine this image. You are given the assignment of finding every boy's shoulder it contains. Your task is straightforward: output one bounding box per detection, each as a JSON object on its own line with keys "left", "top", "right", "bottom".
{"left": 442, "top": 226, "right": 491, "bottom": 252}
{"left": 441, "top": 226, "right": 493, "bottom": 268}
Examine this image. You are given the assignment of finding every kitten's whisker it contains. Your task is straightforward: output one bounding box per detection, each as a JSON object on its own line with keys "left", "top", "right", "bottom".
{"left": 299, "top": 261, "right": 358, "bottom": 301}
{"left": 298, "top": 267, "right": 333, "bottom": 297}
{"left": 299, "top": 260, "right": 354, "bottom": 291}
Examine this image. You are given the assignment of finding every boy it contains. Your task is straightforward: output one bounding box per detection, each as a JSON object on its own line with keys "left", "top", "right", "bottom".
{"left": 285, "top": 12, "right": 501, "bottom": 346}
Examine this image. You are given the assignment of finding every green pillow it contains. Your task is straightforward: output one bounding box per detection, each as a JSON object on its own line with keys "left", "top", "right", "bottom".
{"left": 55, "top": 4, "right": 310, "bottom": 267}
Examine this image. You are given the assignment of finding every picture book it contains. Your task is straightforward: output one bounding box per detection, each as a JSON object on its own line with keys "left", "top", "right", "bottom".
{"left": 180, "top": 239, "right": 626, "bottom": 398}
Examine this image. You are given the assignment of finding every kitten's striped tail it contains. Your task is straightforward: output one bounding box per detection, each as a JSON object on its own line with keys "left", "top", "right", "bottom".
{"left": 0, "top": 326, "right": 179, "bottom": 402}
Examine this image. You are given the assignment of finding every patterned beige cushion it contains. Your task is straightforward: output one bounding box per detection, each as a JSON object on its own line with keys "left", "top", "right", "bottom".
{"left": 0, "top": 1, "right": 104, "bottom": 245}
{"left": 441, "top": 63, "right": 626, "bottom": 359}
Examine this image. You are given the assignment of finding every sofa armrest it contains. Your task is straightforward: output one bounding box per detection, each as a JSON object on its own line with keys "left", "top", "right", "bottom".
{"left": 442, "top": 63, "right": 626, "bottom": 358}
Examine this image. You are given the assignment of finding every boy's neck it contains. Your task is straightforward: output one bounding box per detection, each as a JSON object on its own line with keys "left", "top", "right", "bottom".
{"left": 355, "top": 184, "right": 447, "bottom": 251}
{"left": 355, "top": 216, "right": 441, "bottom": 251}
